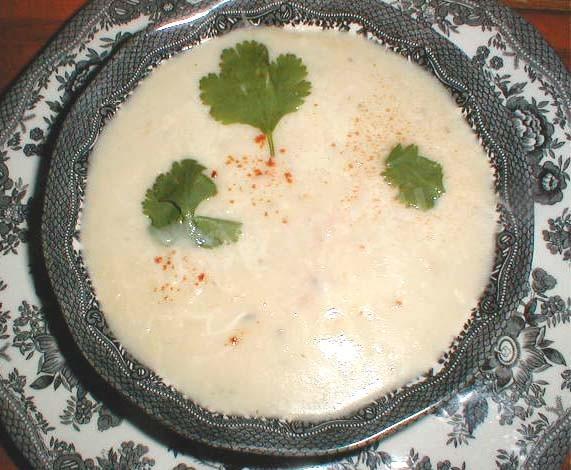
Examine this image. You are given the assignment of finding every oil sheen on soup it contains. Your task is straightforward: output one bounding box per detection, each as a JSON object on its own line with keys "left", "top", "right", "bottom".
{"left": 81, "top": 28, "right": 497, "bottom": 420}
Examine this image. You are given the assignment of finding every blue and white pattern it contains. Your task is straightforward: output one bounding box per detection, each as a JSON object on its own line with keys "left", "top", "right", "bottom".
{"left": 0, "top": 0, "right": 569, "bottom": 468}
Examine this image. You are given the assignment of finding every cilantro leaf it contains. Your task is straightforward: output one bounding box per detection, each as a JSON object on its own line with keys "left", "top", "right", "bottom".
{"left": 141, "top": 194, "right": 180, "bottom": 229}
{"left": 199, "top": 40, "right": 311, "bottom": 157}
{"left": 143, "top": 159, "right": 242, "bottom": 247}
{"left": 381, "top": 144, "right": 445, "bottom": 210}
{"left": 188, "top": 216, "right": 242, "bottom": 249}
{"left": 143, "top": 159, "right": 216, "bottom": 227}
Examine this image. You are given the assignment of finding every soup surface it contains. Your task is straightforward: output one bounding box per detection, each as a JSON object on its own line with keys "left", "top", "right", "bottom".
{"left": 82, "top": 28, "right": 497, "bottom": 420}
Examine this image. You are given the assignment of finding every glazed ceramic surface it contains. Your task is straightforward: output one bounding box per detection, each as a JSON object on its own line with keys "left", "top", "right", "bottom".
{"left": 0, "top": 0, "right": 569, "bottom": 468}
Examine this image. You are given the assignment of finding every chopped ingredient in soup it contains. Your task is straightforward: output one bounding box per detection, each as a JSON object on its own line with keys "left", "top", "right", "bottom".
{"left": 142, "top": 158, "right": 242, "bottom": 248}
{"left": 199, "top": 40, "right": 311, "bottom": 157}
{"left": 381, "top": 144, "right": 446, "bottom": 210}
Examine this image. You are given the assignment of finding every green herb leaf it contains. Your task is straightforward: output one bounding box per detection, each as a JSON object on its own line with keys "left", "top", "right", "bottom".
{"left": 188, "top": 216, "right": 242, "bottom": 249}
{"left": 199, "top": 40, "right": 311, "bottom": 157}
{"left": 143, "top": 159, "right": 242, "bottom": 247}
{"left": 381, "top": 144, "right": 445, "bottom": 210}
{"left": 143, "top": 159, "right": 216, "bottom": 227}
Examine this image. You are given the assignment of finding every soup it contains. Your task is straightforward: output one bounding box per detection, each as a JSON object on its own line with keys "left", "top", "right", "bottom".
{"left": 81, "top": 28, "right": 497, "bottom": 420}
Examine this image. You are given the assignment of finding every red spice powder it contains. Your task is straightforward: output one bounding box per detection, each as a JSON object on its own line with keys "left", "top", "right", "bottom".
{"left": 211, "top": 170, "right": 218, "bottom": 178}
{"left": 154, "top": 256, "right": 163, "bottom": 264}
{"left": 254, "top": 134, "right": 266, "bottom": 146}
{"left": 197, "top": 273, "right": 205, "bottom": 282}
{"left": 284, "top": 172, "right": 293, "bottom": 184}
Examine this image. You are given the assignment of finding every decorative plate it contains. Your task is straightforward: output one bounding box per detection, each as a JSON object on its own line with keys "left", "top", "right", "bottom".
{"left": 1, "top": 0, "right": 570, "bottom": 468}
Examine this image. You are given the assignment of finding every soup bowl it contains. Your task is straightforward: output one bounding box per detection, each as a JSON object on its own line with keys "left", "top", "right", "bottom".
{"left": 41, "top": 0, "right": 533, "bottom": 457}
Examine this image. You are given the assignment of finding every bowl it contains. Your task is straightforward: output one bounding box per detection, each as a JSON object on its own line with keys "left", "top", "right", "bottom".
{"left": 41, "top": 0, "right": 533, "bottom": 457}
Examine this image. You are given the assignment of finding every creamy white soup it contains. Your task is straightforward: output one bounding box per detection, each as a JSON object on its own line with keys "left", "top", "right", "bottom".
{"left": 82, "top": 28, "right": 497, "bottom": 420}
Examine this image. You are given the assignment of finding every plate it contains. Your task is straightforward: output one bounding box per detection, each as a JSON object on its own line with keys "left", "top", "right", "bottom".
{"left": 42, "top": 0, "right": 536, "bottom": 456}
{"left": 1, "top": 0, "right": 570, "bottom": 468}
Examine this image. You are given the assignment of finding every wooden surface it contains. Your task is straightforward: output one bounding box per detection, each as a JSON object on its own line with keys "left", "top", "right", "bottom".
{"left": 506, "top": 0, "right": 571, "bottom": 11}
{"left": 0, "top": 1, "right": 569, "bottom": 469}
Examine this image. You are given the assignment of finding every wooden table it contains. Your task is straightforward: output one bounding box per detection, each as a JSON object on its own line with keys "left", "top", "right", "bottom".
{"left": 0, "top": 1, "right": 569, "bottom": 468}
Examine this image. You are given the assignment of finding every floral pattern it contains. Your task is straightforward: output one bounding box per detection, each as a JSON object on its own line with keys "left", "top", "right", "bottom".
{"left": 505, "top": 96, "right": 554, "bottom": 164}
{"left": 60, "top": 390, "right": 99, "bottom": 431}
{"left": 331, "top": 446, "right": 467, "bottom": 469}
{"left": 0, "top": 0, "right": 569, "bottom": 468}
{"left": 482, "top": 317, "right": 553, "bottom": 390}
{"left": 12, "top": 301, "right": 78, "bottom": 391}
{"left": 543, "top": 208, "right": 571, "bottom": 263}
{"left": 532, "top": 160, "right": 568, "bottom": 205}
{"left": 391, "top": 0, "right": 493, "bottom": 36}
{"left": 50, "top": 439, "right": 155, "bottom": 470}
{"left": 0, "top": 151, "right": 29, "bottom": 255}
{"left": 525, "top": 268, "right": 570, "bottom": 328}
